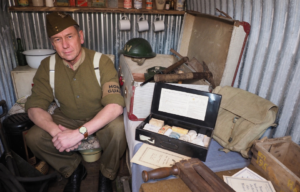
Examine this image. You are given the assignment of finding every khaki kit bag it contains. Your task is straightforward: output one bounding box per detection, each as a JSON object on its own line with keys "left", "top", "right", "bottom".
{"left": 212, "top": 86, "right": 278, "bottom": 158}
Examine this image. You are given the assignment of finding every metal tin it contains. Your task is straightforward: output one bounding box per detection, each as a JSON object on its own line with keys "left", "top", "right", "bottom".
{"left": 56, "top": 0, "right": 69, "bottom": 6}
{"left": 92, "top": 0, "right": 106, "bottom": 7}
{"left": 176, "top": 0, "right": 185, "bottom": 11}
{"left": 124, "top": 0, "right": 132, "bottom": 9}
{"left": 69, "top": 0, "right": 75, "bottom": 6}
{"left": 134, "top": 0, "right": 142, "bottom": 9}
{"left": 77, "top": 0, "right": 88, "bottom": 6}
{"left": 146, "top": 0, "right": 152, "bottom": 10}
{"left": 18, "top": 0, "right": 29, "bottom": 6}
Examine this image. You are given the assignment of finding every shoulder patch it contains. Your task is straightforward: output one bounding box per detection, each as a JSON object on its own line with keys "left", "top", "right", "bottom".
{"left": 102, "top": 82, "right": 121, "bottom": 98}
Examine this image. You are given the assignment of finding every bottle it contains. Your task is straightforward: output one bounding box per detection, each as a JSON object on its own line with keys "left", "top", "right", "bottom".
{"left": 165, "top": 0, "right": 170, "bottom": 10}
{"left": 183, "top": 0, "right": 187, "bottom": 11}
{"left": 170, "top": 0, "right": 175, "bottom": 10}
{"left": 16, "top": 38, "right": 27, "bottom": 66}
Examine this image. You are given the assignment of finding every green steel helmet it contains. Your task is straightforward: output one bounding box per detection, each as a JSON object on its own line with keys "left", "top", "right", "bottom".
{"left": 121, "top": 38, "right": 156, "bottom": 58}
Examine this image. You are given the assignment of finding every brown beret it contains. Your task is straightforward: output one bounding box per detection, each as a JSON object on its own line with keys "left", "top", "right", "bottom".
{"left": 46, "top": 12, "right": 79, "bottom": 38}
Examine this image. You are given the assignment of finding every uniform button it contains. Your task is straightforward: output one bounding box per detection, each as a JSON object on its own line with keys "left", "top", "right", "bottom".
{"left": 77, "top": 95, "right": 79, "bottom": 98}
{"left": 73, "top": 78, "right": 76, "bottom": 81}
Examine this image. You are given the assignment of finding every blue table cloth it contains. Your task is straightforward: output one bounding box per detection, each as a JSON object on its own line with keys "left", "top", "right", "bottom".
{"left": 131, "top": 139, "right": 250, "bottom": 192}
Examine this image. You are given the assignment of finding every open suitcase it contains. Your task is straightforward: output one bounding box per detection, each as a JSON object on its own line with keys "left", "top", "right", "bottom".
{"left": 119, "top": 11, "right": 250, "bottom": 121}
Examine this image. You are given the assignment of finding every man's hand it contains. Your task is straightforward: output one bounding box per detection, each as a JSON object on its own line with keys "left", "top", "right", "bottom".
{"left": 52, "top": 124, "right": 84, "bottom": 152}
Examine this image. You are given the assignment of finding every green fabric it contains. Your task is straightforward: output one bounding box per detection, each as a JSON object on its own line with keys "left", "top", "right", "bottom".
{"left": 46, "top": 12, "right": 79, "bottom": 37}
{"left": 212, "top": 86, "right": 278, "bottom": 158}
{"left": 25, "top": 47, "right": 125, "bottom": 120}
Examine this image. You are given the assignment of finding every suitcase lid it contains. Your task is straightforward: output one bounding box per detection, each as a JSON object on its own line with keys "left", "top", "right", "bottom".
{"left": 177, "top": 11, "right": 250, "bottom": 87}
{"left": 151, "top": 83, "right": 222, "bottom": 129}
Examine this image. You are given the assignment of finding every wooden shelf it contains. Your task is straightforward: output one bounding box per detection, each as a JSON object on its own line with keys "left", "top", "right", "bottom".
{"left": 8, "top": 6, "right": 185, "bottom": 14}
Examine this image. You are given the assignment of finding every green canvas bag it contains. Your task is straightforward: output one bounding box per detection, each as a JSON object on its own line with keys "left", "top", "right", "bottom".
{"left": 212, "top": 86, "right": 278, "bottom": 158}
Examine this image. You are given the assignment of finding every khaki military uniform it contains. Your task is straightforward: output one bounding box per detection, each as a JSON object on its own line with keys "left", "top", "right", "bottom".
{"left": 25, "top": 48, "right": 126, "bottom": 180}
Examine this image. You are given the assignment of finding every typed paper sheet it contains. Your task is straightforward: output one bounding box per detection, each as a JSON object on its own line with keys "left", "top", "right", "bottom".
{"left": 158, "top": 88, "right": 209, "bottom": 121}
{"left": 131, "top": 143, "right": 190, "bottom": 169}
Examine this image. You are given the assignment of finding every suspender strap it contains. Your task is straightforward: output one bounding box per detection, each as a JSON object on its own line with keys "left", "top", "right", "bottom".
{"left": 49, "top": 52, "right": 102, "bottom": 107}
{"left": 49, "top": 55, "right": 60, "bottom": 107}
{"left": 93, "top": 52, "right": 102, "bottom": 86}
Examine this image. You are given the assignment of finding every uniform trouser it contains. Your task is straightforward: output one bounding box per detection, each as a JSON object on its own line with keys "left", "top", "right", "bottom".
{"left": 25, "top": 108, "right": 127, "bottom": 180}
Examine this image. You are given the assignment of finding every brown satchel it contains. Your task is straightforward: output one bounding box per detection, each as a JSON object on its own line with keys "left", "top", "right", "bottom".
{"left": 142, "top": 158, "right": 234, "bottom": 192}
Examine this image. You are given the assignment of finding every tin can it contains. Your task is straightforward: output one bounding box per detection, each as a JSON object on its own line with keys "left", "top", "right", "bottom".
{"left": 69, "top": 0, "right": 76, "bottom": 6}
{"left": 146, "top": 0, "right": 152, "bottom": 9}
{"left": 18, "top": 0, "right": 29, "bottom": 6}
{"left": 134, "top": 0, "right": 142, "bottom": 9}
{"left": 77, "top": 0, "right": 88, "bottom": 6}
{"left": 176, "top": 0, "right": 185, "bottom": 11}
{"left": 92, "top": 0, "right": 106, "bottom": 7}
{"left": 56, "top": 0, "right": 69, "bottom": 6}
{"left": 124, "top": 0, "right": 132, "bottom": 9}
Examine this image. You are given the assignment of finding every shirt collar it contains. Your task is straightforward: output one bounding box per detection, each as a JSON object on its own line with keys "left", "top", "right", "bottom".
{"left": 63, "top": 48, "right": 85, "bottom": 71}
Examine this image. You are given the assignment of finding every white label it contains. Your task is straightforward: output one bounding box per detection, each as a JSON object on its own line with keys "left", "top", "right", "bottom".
{"left": 139, "top": 135, "right": 155, "bottom": 144}
{"left": 158, "top": 88, "right": 209, "bottom": 121}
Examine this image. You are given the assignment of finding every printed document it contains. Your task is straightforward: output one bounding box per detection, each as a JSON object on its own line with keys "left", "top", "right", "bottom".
{"left": 158, "top": 88, "right": 209, "bottom": 121}
{"left": 223, "top": 176, "right": 276, "bottom": 192}
{"left": 232, "top": 167, "right": 266, "bottom": 181}
{"left": 131, "top": 143, "right": 190, "bottom": 169}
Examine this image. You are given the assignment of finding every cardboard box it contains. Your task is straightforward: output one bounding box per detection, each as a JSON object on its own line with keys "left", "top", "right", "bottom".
{"left": 135, "top": 83, "right": 222, "bottom": 161}
{"left": 119, "top": 12, "right": 250, "bottom": 121}
{"left": 251, "top": 136, "right": 300, "bottom": 192}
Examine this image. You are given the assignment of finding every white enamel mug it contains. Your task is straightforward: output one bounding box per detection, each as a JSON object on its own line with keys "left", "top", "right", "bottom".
{"left": 119, "top": 16, "right": 131, "bottom": 31}
{"left": 153, "top": 17, "right": 165, "bottom": 32}
{"left": 137, "top": 16, "right": 149, "bottom": 32}
{"left": 45, "top": 0, "right": 55, "bottom": 7}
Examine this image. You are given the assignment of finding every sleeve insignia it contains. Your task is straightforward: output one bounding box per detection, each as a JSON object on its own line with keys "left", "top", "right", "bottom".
{"left": 102, "top": 82, "right": 121, "bottom": 98}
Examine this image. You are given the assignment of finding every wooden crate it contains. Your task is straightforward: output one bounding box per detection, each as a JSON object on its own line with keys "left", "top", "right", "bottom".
{"left": 251, "top": 136, "right": 300, "bottom": 192}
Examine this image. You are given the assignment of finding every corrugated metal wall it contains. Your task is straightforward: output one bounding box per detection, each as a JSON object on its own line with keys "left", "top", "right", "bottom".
{"left": 0, "top": 0, "right": 17, "bottom": 113}
{"left": 187, "top": 0, "right": 300, "bottom": 144}
{"left": 1, "top": 0, "right": 300, "bottom": 144}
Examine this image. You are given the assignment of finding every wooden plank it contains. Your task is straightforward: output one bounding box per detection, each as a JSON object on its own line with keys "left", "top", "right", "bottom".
{"left": 9, "top": 0, "right": 183, "bottom": 14}
{"left": 190, "top": 159, "right": 234, "bottom": 192}
{"left": 176, "top": 160, "right": 215, "bottom": 192}
{"left": 284, "top": 142, "right": 300, "bottom": 178}
{"left": 269, "top": 141, "right": 290, "bottom": 163}
{"left": 8, "top": 6, "right": 185, "bottom": 14}
{"left": 251, "top": 137, "right": 300, "bottom": 192}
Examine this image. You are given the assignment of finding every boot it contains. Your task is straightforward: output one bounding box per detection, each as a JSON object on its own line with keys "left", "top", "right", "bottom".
{"left": 98, "top": 171, "right": 112, "bottom": 192}
{"left": 63, "top": 163, "right": 87, "bottom": 192}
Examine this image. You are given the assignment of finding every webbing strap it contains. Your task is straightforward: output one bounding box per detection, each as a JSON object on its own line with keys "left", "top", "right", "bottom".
{"left": 93, "top": 52, "right": 102, "bottom": 86}
{"left": 49, "top": 55, "right": 60, "bottom": 107}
